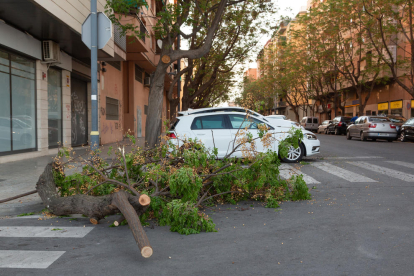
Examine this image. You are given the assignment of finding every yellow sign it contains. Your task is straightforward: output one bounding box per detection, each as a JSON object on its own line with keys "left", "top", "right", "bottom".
{"left": 390, "top": 101, "right": 402, "bottom": 109}
{"left": 411, "top": 99, "right": 414, "bottom": 108}
{"left": 378, "top": 102, "right": 388, "bottom": 111}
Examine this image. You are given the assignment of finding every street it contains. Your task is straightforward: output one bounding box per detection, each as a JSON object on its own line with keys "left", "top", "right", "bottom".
{"left": 1, "top": 134, "right": 414, "bottom": 275}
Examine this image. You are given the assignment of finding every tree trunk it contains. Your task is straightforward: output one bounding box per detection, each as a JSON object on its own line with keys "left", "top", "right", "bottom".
{"left": 36, "top": 163, "right": 152, "bottom": 258}
{"left": 145, "top": 63, "right": 169, "bottom": 148}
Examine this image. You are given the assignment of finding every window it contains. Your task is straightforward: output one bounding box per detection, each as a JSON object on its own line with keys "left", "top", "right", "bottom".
{"left": 191, "top": 115, "right": 226, "bottom": 129}
{"left": 366, "top": 110, "right": 371, "bottom": 116}
{"left": 370, "top": 117, "right": 390, "bottom": 122}
{"left": 135, "top": 64, "right": 143, "bottom": 83}
{"left": 107, "top": 61, "right": 121, "bottom": 71}
{"left": 0, "top": 48, "right": 36, "bottom": 155}
{"left": 313, "top": 118, "right": 318, "bottom": 124}
{"left": 228, "top": 114, "right": 266, "bottom": 129}
{"left": 307, "top": 118, "right": 312, "bottom": 123}
{"left": 106, "top": 97, "right": 119, "bottom": 120}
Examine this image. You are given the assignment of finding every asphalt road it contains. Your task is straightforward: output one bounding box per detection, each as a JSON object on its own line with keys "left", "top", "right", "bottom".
{"left": 1, "top": 134, "right": 414, "bottom": 275}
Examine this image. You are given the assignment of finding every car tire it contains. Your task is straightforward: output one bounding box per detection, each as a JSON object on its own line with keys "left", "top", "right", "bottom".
{"left": 281, "top": 143, "right": 304, "bottom": 163}
{"left": 335, "top": 128, "right": 340, "bottom": 135}
{"left": 360, "top": 132, "right": 367, "bottom": 141}
{"left": 400, "top": 131, "right": 407, "bottom": 142}
{"left": 324, "top": 129, "right": 328, "bottom": 134}
{"left": 346, "top": 131, "right": 352, "bottom": 140}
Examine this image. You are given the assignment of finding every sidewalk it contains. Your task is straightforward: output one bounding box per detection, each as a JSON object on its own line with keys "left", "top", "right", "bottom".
{"left": 0, "top": 138, "right": 145, "bottom": 217}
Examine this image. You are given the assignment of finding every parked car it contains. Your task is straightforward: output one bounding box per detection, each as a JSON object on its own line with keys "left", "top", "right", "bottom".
{"left": 327, "top": 116, "right": 351, "bottom": 135}
{"left": 169, "top": 109, "right": 320, "bottom": 163}
{"left": 346, "top": 116, "right": 398, "bottom": 142}
{"left": 265, "top": 116, "right": 303, "bottom": 131}
{"left": 387, "top": 115, "right": 407, "bottom": 136}
{"left": 400, "top": 117, "right": 414, "bottom": 142}
{"left": 267, "top": 115, "right": 287, "bottom": 120}
{"left": 300, "top": 117, "right": 319, "bottom": 132}
{"left": 318, "top": 120, "right": 332, "bottom": 134}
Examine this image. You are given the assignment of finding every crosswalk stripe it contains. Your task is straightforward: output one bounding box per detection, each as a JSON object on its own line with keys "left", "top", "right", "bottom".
{"left": 0, "top": 250, "right": 65, "bottom": 269}
{"left": 311, "top": 162, "right": 377, "bottom": 182}
{"left": 348, "top": 161, "right": 414, "bottom": 182}
{"left": 385, "top": 161, "right": 414, "bottom": 169}
{"left": 321, "top": 156, "right": 383, "bottom": 160}
{"left": 0, "top": 226, "right": 94, "bottom": 238}
{"left": 279, "top": 164, "right": 320, "bottom": 184}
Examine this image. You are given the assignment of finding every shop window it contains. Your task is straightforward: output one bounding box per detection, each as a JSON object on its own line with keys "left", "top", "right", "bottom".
{"left": 378, "top": 110, "right": 388, "bottom": 116}
{"left": 391, "top": 109, "right": 402, "bottom": 116}
{"left": 0, "top": 48, "right": 36, "bottom": 155}
{"left": 106, "top": 97, "right": 119, "bottom": 120}
{"left": 47, "top": 67, "right": 62, "bottom": 148}
{"left": 372, "top": 111, "right": 376, "bottom": 116}
{"left": 135, "top": 64, "right": 143, "bottom": 83}
{"left": 366, "top": 110, "right": 371, "bottom": 116}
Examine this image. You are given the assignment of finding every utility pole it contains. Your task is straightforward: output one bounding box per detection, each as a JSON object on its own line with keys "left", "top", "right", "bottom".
{"left": 90, "top": 0, "right": 99, "bottom": 151}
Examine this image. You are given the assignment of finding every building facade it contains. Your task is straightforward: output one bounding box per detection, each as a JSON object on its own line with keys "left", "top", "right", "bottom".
{"left": 0, "top": 0, "right": 172, "bottom": 163}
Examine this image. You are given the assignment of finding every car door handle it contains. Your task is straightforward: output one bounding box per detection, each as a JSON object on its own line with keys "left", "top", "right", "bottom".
{"left": 197, "top": 134, "right": 205, "bottom": 135}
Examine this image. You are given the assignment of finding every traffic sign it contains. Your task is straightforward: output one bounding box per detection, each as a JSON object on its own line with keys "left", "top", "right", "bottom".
{"left": 82, "top": 12, "right": 112, "bottom": 49}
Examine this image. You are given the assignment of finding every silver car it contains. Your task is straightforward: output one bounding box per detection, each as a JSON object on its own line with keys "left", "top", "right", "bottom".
{"left": 318, "top": 120, "right": 332, "bottom": 134}
{"left": 346, "top": 116, "right": 398, "bottom": 142}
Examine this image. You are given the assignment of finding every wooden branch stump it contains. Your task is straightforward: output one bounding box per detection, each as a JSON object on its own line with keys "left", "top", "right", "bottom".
{"left": 113, "top": 215, "right": 125, "bottom": 226}
{"left": 90, "top": 217, "right": 99, "bottom": 225}
{"left": 139, "top": 194, "right": 151, "bottom": 206}
{"left": 112, "top": 191, "right": 153, "bottom": 258}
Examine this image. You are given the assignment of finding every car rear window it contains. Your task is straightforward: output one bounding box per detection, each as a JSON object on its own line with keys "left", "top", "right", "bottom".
{"left": 169, "top": 119, "right": 180, "bottom": 130}
{"left": 370, "top": 117, "right": 390, "bottom": 122}
{"left": 191, "top": 115, "right": 226, "bottom": 129}
{"left": 342, "top": 117, "right": 351, "bottom": 122}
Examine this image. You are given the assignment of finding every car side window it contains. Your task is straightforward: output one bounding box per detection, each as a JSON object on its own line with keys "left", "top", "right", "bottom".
{"left": 191, "top": 115, "right": 226, "bottom": 130}
{"left": 228, "top": 114, "right": 267, "bottom": 129}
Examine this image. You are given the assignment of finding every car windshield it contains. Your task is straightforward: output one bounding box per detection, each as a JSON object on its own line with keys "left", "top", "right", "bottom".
{"left": 370, "top": 117, "right": 391, "bottom": 122}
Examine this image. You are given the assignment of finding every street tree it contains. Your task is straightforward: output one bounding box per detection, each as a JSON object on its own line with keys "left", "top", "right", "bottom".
{"left": 106, "top": 0, "right": 275, "bottom": 147}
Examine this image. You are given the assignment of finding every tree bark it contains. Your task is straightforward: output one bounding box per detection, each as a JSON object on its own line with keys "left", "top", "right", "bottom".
{"left": 36, "top": 163, "right": 152, "bottom": 258}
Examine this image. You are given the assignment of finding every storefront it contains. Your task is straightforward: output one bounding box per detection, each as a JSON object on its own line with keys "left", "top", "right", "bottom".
{"left": 378, "top": 102, "right": 389, "bottom": 116}
{"left": 390, "top": 100, "right": 403, "bottom": 116}
{"left": 0, "top": 48, "right": 37, "bottom": 156}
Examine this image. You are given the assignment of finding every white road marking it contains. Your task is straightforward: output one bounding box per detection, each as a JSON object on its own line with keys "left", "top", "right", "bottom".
{"left": 385, "top": 161, "right": 414, "bottom": 169}
{"left": 311, "top": 162, "right": 377, "bottom": 182}
{"left": 0, "top": 250, "right": 65, "bottom": 269}
{"left": 321, "top": 156, "right": 383, "bottom": 160}
{"left": 0, "top": 226, "right": 94, "bottom": 238}
{"left": 279, "top": 164, "right": 320, "bottom": 184}
{"left": 348, "top": 161, "right": 414, "bottom": 182}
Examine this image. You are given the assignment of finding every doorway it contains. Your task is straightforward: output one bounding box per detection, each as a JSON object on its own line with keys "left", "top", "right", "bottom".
{"left": 71, "top": 77, "right": 88, "bottom": 146}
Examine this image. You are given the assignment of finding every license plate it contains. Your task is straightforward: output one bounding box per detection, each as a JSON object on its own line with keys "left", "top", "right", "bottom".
{"left": 378, "top": 133, "right": 389, "bottom": 136}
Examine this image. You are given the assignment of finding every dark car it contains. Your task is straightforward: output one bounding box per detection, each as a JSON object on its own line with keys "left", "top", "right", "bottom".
{"left": 387, "top": 115, "right": 407, "bottom": 136}
{"left": 327, "top": 116, "right": 352, "bottom": 135}
{"left": 400, "top": 117, "right": 414, "bottom": 142}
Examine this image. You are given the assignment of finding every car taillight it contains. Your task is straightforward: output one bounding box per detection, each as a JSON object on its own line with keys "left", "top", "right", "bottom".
{"left": 338, "top": 122, "right": 342, "bottom": 127}
{"left": 168, "top": 133, "right": 177, "bottom": 139}
{"left": 369, "top": 123, "right": 377, "bottom": 128}
{"left": 390, "top": 124, "right": 396, "bottom": 129}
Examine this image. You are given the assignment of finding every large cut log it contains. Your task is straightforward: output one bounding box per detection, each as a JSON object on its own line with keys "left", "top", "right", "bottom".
{"left": 36, "top": 162, "right": 152, "bottom": 258}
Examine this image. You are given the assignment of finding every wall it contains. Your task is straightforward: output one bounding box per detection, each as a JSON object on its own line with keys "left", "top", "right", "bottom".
{"left": 99, "top": 63, "right": 124, "bottom": 144}
{"left": 133, "top": 72, "right": 149, "bottom": 138}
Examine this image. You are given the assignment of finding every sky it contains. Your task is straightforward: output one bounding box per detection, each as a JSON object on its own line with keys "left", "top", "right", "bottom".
{"left": 246, "top": 0, "right": 309, "bottom": 69}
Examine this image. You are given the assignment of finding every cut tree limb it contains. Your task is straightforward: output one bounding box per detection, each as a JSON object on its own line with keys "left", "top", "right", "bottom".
{"left": 36, "top": 162, "right": 152, "bottom": 258}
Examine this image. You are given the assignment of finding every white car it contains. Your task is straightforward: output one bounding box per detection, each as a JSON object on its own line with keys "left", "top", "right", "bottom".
{"left": 267, "top": 115, "right": 287, "bottom": 120}
{"left": 265, "top": 116, "right": 304, "bottom": 131}
{"left": 169, "top": 110, "right": 320, "bottom": 163}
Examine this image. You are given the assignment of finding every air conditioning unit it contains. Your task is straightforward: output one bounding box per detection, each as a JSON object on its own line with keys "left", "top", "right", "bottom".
{"left": 144, "top": 77, "right": 151, "bottom": 87}
{"left": 42, "top": 40, "right": 61, "bottom": 63}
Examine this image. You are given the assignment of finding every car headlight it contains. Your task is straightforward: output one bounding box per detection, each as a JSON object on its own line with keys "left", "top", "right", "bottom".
{"left": 305, "top": 133, "right": 317, "bottom": 140}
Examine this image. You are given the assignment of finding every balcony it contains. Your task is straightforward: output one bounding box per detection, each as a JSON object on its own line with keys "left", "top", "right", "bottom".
{"left": 114, "top": 25, "right": 126, "bottom": 52}
{"left": 275, "top": 101, "right": 287, "bottom": 109}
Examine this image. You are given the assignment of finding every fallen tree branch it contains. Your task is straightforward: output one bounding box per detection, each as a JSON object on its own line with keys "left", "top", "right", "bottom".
{"left": 0, "top": 190, "right": 37, "bottom": 204}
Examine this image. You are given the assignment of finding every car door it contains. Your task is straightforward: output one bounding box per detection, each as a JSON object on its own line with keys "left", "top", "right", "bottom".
{"left": 227, "top": 114, "right": 270, "bottom": 158}
{"left": 312, "top": 118, "right": 318, "bottom": 131}
{"left": 190, "top": 114, "right": 231, "bottom": 157}
{"left": 406, "top": 119, "right": 414, "bottom": 139}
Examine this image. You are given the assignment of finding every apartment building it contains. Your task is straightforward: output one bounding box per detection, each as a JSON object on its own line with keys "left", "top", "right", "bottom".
{"left": 0, "top": 0, "right": 174, "bottom": 163}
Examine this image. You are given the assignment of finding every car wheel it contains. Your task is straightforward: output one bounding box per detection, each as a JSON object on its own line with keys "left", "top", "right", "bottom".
{"left": 360, "top": 132, "right": 367, "bottom": 141}
{"left": 324, "top": 129, "right": 328, "bottom": 134}
{"left": 400, "top": 131, "right": 407, "bottom": 142}
{"left": 281, "top": 143, "right": 304, "bottom": 163}
{"left": 346, "top": 131, "right": 352, "bottom": 140}
{"left": 335, "top": 128, "right": 340, "bottom": 135}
